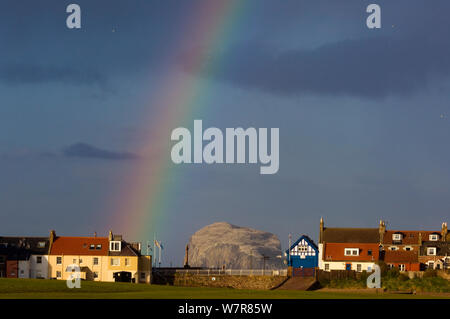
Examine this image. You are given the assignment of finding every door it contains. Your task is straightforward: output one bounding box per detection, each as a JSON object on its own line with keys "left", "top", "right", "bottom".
{"left": 345, "top": 263, "right": 351, "bottom": 271}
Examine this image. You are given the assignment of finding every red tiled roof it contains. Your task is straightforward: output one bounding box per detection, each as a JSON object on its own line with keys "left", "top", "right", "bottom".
{"left": 384, "top": 250, "right": 418, "bottom": 263}
{"left": 383, "top": 230, "right": 440, "bottom": 245}
{"left": 50, "top": 237, "right": 109, "bottom": 256}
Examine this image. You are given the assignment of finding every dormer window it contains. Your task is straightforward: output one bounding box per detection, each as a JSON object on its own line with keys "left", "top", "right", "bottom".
{"left": 89, "top": 244, "right": 95, "bottom": 250}
{"left": 427, "top": 247, "right": 437, "bottom": 256}
{"left": 429, "top": 234, "right": 439, "bottom": 241}
{"left": 392, "top": 233, "right": 402, "bottom": 241}
{"left": 37, "top": 242, "right": 46, "bottom": 248}
{"left": 109, "top": 241, "right": 121, "bottom": 252}
{"left": 344, "top": 248, "right": 359, "bottom": 256}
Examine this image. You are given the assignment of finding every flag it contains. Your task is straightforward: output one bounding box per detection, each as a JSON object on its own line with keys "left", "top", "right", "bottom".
{"left": 154, "top": 239, "right": 163, "bottom": 249}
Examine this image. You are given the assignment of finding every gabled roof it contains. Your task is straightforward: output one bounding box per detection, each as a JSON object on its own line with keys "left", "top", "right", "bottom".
{"left": 285, "top": 235, "right": 318, "bottom": 253}
{"left": 383, "top": 250, "right": 419, "bottom": 263}
{"left": 322, "top": 228, "right": 379, "bottom": 243}
{"left": 109, "top": 241, "right": 140, "bottom": 257}
{"left": 382, "top": 230, "right": 439, "bottom": 245}
{"left": 50, "top": 237, "right": 109, "bottom": 256}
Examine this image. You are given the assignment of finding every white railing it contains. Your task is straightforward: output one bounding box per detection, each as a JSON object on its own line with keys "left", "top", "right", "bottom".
{"left": 154, "top": 268, "right": 287, "bottom": 276}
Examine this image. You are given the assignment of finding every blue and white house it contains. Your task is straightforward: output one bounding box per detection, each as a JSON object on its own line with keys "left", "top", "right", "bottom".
{"left": 286, "top": 235, "right": 318, "bottom": 268}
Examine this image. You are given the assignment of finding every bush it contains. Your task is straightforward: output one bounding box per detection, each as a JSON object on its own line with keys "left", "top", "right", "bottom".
{"left": 423, "top": 269, "right": 437, "bottom": 278}
{"left": 377, "top": 261, "right": 389, "bottom": 276}
{"left": 386, "top": 268, "right": 400, "bottom": 279}
{"left": 398, "top": 273, "right": 409, "bottom": 282}
{"left": 359, "top": 270, "right": 369, "bottom": 283}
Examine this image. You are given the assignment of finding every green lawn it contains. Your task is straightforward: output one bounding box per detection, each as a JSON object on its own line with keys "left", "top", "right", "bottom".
{"left": 0, "top": 278, "right": 448, "bottom": 299}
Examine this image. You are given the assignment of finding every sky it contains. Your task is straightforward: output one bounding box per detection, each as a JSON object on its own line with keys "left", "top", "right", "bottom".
{"left": 1, "top": 0, "right": 450, "bottom": 266}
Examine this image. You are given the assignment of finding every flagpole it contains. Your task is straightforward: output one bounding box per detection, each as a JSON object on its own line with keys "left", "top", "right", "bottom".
{"left": 153, "top": 234, "right": 156, "bottom": 267}
{"left": 159, "top": 243, "right": 161, "bottom": 267}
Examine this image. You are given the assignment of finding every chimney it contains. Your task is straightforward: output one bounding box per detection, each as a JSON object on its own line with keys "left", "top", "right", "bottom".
{"left": 418, "top": 232, "right": 422, "bottom": 244}
{"left": 442, "top": 222, "right": 448, "bottom": 241}
{"left": 379, "top": 220, "right": 386, "bottom": 243}
{"left": 108, "top": 230, "right": 113, "bottom": 241}
{"left": 48, "top": 230, "right": 56, "bottom": 255}
{"left": 94, "top": 232, "right": 97, "bottom": 238}
{"left": 319, "top": 217, "right": 324, "bottom": 243}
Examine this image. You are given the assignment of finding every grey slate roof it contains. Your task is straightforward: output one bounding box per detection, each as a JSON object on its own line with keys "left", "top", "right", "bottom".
{"left": 0, "top": 236, "right": 49, "bottom": 256}
{"left": 420, "top": 241, "right": 450, "bottom": 256}
{"left": 322, "top": 228, "right": 380, "bottom": 243}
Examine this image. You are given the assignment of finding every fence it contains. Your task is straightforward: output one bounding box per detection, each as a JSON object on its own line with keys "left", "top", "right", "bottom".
{"left": 292, "top": 267, "right": 315, "bottom": 277}
{"left": 153, "top": 268, "right": 288, "bottom": 277}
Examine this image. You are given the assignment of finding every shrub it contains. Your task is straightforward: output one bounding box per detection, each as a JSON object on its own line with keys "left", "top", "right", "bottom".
{"left": 377, "top": 261, "right": 389, "bottom": 276}
{"left": 423, "top": 269, "right": 437, "bottom": 278}
{"left": 398, "top": 273, "right": 409, "bottom": 282}
{"left": 386, "top": 267, "right": 400, "bottom": 279}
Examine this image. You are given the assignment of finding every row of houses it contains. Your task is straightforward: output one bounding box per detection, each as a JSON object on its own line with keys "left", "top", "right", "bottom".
{"left": 287, "top": 218, "right": 450, "bottom": 272}
{"left": 0, "top": 230, "right": 151, "bottom": 283}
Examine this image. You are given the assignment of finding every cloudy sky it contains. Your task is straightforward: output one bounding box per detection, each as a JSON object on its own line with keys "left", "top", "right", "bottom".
{"left": 1, "top": 0, "right": 450, "bottom": 265}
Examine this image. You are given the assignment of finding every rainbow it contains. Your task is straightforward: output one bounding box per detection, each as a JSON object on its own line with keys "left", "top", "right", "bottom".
{"left": 109, "top": 1, "right": 248, "bottom": 246}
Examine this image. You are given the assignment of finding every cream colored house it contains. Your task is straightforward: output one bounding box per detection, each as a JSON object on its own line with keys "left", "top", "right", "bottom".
{"left": 48, "top": 230, "right": 151, "bottom": 283}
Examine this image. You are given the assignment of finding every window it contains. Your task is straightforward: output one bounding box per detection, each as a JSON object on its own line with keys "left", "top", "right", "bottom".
{"left": 344, "top": 248, "right": 359, "bottom": 256}
{"left": 72, "top": 259, "right": 77, "bottom": 263}
{"left": 56, "top": 271, "right": 61, "bottom": 278}
{"left": 389, "top": 246, "right": 399, "bottom": 251}
{"left": 428, "top": 262, "right": 434, "bottom": 269}
{"left": 37, "top": 241, "right": 46, "bottom": 248}
{"left": 429, "top": 234, "right": 439, "bottom": 241}
{"left": 36, "top": 256, "right": 42, "bottom": 264}
{"left": 96, "top": 244, "right": 102, "bottom": 250}
{"left": 109, "top": 241, "right": 121, "bottom": 252}
{"left": 325, "top": 264, "right": 329, "bottom": 271}
{"left": 20, "top": 270, "right": 24, "bottom": 274}
{"left": 125, "top": 258, "right": 129, "bottom": 266}
{"left": 89, "top": 244, "right": 95, "bottom": 250}
{"left": 110, "top": 258, "right": 120, "bottom": 266}
{"left": 56, "top": 257, "right": 62, "bottom": 265}
{"left": 404, "top": 246, "right": 412, "bottom": 251}
{"left": 0, "top": 256, "right": 4, "bottom": 264}
{"left": 93, "top": 272, "right": 99, "bottom": 279}
{"left": 140, "top": 272, "right": 146, "bottom": 279}
{"left": 357, "top": 264, "right": 362, "bottom": 272}
{"left": 399, "top": 264, "right": 405, "bottom": 271}
{"left": 392, "top": 233, "right": 402, "bottom": 241}
{"left": 93, "top": 257, "right": 99, "bottom": 265}
{"left": 427, "top": 247, "right": 437, "bottom": 256}
{"left": 367, "top": 250, "right": 372, "bottom": 256}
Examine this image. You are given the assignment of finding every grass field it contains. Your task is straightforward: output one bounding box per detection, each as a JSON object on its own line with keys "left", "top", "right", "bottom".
{"left": 0, "top": 278, "right": 449, "bottom": 299}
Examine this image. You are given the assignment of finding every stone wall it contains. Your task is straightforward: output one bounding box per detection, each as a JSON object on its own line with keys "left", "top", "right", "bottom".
{"left": 156, "top": 273, "right": 287, "bottom": 290}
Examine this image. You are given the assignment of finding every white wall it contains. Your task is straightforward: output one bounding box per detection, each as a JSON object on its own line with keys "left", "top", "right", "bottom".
{"left": 18, "top": 260, "right": 30, "bottom": 278}
{"left": 318, "top": 243, "right": 325, "bottom": 270}
{"left": 321, "top": 261, "right": 376, "bottom": 272}
{"left": 30, "top": 255, "right": 49, "bottom": 279}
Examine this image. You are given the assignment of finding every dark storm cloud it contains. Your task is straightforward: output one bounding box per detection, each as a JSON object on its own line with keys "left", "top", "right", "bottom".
{"left": 62, "top": 143, "right": 138, "bottom": 160}
{"left": 185, "top": 35, "right": 450, "bottom": 98}
{"left": 0, "top": 64, "right": 106, "bottom": 86}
